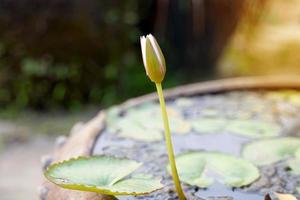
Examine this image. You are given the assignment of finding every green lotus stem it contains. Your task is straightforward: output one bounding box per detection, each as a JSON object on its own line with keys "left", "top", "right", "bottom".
{"left": 140, "top": 34, "right": 186, "bottom": 199}
{"left": 155, "top": 83, "right": 186, "bottom": 200}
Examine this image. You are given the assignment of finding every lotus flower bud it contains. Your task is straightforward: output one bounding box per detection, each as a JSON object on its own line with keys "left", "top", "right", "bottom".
{"left": 140, "top": 34, "right": 166, "bottom": 83}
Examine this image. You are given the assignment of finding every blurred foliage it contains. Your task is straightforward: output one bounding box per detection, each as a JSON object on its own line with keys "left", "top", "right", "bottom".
{"left": 0, "top": 0, "right": 257, "bottom": 110}
{"left": 0, "top": 0, "right": 155, "bottom": 110}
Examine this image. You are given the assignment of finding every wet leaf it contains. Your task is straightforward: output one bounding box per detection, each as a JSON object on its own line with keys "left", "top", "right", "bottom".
{"left": 295, "top": 148, "right": 300, "bottom": 159}
{"left": 108, "top": 103, "right": 191, "bottom": 140}
{"left": 226, "top": 120, "right": 280, "bottom": 138}
{"left": 45, "top": 156, "right": 163, "bottom": 195}
{"left": 191, "top": 118, "right": 227, "bottom": 134}
{"left": 242, "top": 137, "right": 300, "bottom": 166}
{"left": 274, "top": 192, "right": 298, "bottom": 200}
{"left": 141, "top": 115, "right": 191, "bottom": 135}
{"left": 287, "top": 159, "right": 300, "bottom": 175}
{"left": 168, "top": 151, "right": 259, "bottom": 188}
{"left": 287, "top": 147, "right": 300, "bottom": 175}
{"left": 117, "top": 118, "right": 163, "bottom": 142}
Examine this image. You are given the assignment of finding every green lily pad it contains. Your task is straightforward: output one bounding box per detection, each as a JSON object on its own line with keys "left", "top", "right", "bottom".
{"left": 191, "top": 118, "right": 227, "bottom": 134}
{"left": 287, "top": 159, "right": 300, "bottom": 175}
{"left": 138, "top": 114, "right": 191, "bottom": 135}
{"left": 226, "top": 120, "right": 280, "bottom": 138}
{"left": 294, "top": 147, "right": 300, "bottom": 159}
{"left": 117, "top": 119, "right": 163, "bottom": 142}
{"left": 168, "top": 152, "right": 259, "bottom": 188}
{"left": 45, "top": 156, "right": 163, "bottom": 195}
{"left": 108, "top": 103, "right": 190, "bottom": 141}
{"left": 242, "top": 137, "right": 300, "bottom": 166}
{"left": 287, "top": 147, "right": 300, "bottom": 175}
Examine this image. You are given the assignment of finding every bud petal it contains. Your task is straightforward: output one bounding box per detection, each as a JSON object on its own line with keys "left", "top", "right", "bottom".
{"left": 140, "top": 34, "right": 166, "bottom": 83}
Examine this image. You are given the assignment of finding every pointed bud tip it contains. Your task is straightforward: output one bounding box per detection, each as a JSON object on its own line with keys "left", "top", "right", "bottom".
{"left": 140, "top": 34, "right": 166, "bottom": 83}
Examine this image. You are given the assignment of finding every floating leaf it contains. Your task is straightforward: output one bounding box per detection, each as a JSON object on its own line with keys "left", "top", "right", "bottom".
{"left": 168, "top": 152, "right": 212, "bottom": 188}
{"left": 191, "top": 118, "right": 227, "bottom": 134}
{"left": 287, "top": 159, "right": 300, "bottom": 175}
{"left": 242, "top": 137, "right": 300, "bottom": 166}
{"left": 141, "top": 115, "right": 191, "bottom": 135}
{"left": 108, "top": 103, "right": 190, "bottom": 141}
{"left": 174, "top": 97, "right": 194, "bottom": 107}
{"left": 118, "top": 123, "right": 163, "bottom": 142}
{"left": 168, "top": 152, "right": 259, "bottom": 188}
{"left": 45, "top": 156, "right": 163, "bottom": 195}
{"left": 274, "top": 192, "right": 298, "bottom": 200}
{"left": 226, "top": 120, "right": 280, "bottom": 138}
{"left": 287, "top": 147, "right": 300, "bottom": 175}
{"left": 295, "top": 148, "right": 300, "bottom": 159}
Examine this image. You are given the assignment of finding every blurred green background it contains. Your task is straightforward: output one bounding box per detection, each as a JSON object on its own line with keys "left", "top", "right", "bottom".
{"left": 0, "top": 0, "right": 252, "bottom": 111}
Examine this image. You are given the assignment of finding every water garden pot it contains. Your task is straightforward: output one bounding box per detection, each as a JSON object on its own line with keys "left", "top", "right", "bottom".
{"left": 40, "top": 75, "right": 300, "bottom": 200}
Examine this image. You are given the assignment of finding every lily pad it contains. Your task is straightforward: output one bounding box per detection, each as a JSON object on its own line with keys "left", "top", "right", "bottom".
{"left": 242, "top": 137, "right": 300, "bottom": 166}
{"left": 287, "top": 147, "right": 300, "bottom": 175}
{"left": 226, "top": 120, "right": 280, "bottom": 138}
{"left": 107, "top": 103, "right": 191, "bottom": 141}
{"left": 191, "top": 118, "right": 227, "bottom": 134}
{"left": 117, "top": 119, "right": 163, "bottom": 142}
{"left": 294, "top": 147, "right": 300, "bottom": 159}
{"left": 45, "top": 156, "right": 163, "bottom": 195}
{"left": 140, "top": 115, "right": 191, "bottom": 135}
{"left": 168, "top": 152, "right": 259, "bottom": 188}
{"left": 287, "top": 159, "right": 300, "bottom": 175}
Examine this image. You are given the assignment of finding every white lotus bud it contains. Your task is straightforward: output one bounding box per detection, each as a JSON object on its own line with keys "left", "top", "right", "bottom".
{"left": 140, "top": 34, "right": 166, "bottom": 83}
